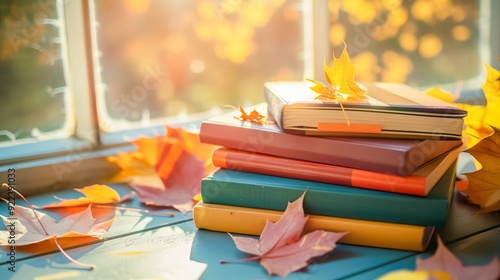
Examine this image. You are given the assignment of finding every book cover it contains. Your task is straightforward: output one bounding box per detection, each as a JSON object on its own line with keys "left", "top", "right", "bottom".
{"left": 264, "top": 81, "right": 467, "bottom": 139}
{"left": 200, "top": 161, "right": 456, "bottom": 227}
{"left": 193, "top": 202, "right": 435, "bottom": 252}
{"left": 199, "top": 103, "right": 462, "bottom": 176}
{"left": 211, "top": 145, "right": 462, "bottom": 196}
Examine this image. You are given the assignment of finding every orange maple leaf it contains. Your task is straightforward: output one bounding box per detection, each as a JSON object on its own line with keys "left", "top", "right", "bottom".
{"left": 108, "top": 126, "right": 216, "bottom": 213}
{"left": 223, "top": 191, "right": 348, "bottom": 277}
{"left": 462, "top": 126, "right": 500, "bottom": 213}
{"left": 234, "top": 105, "right": 273, "bottom": 125}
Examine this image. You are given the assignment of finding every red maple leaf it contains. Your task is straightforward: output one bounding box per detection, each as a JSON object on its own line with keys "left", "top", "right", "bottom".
{"left": 416, "top": 236, "right": 500, "bottom": 279}
{"left": 223, "top": 191, "right": 348, "bottom": 277}
{"left": 132, "top": 147, "right": 207, "bottom": 213}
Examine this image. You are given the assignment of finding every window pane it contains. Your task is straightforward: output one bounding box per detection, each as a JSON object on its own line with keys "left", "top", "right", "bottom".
{"left": 328, "top": 0, "right": 484, "bottom": 88}
{"left": 0, "top": 0, "right": 71, "bottom": 146}
{"left": 91, "top": 0, "right": 305, "bottom": 132}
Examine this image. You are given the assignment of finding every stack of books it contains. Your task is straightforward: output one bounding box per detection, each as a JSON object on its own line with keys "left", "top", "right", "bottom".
{"left": 193, "top": 81, "right": 466, "bottom": 252}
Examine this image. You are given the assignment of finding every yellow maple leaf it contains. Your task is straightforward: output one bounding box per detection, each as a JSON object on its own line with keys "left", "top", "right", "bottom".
{"left": 425, "top": 64, "right": 500, "bottom": 147}
{"left": 307, "top": 44, "right": 366, "bottom": 102}
{"left": 377, "top": 270, "right": 452, "bottom": 280}
{"left": 462, "top": 126, "right": 500, "bottom": 213}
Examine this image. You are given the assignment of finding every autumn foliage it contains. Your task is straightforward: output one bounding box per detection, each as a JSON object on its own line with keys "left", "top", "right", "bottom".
{"left": 224, "top": 191, "right": 347, "bottom": 277}
{"left": 307, "top": 44, "right": 367, "bottom": 102}
{"left": 108, "top": 126, "right": 216, "bottom": 213}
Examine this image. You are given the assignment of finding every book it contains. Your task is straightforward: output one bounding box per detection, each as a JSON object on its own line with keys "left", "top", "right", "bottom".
{"left": 211, "top": 145, "right": 462, "bottom": 196}
{"left": 193, "top": 202, "right": 435, "bottom": 252}
{"left": 199, "top": 103, "right": 462, "bottom": 176}
{"left": 200, "top": 161, "right": 456, "bottom": 227}
{"left": 264, "top": 81, "right": 467, "bottom": 139}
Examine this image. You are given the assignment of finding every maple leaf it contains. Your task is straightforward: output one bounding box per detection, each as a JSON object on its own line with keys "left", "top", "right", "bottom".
{"left": 108, "top": 126, "right": 216, "bottom": 212}
{"left": 132, "top": 148, "right": 207, "bottom": 213}
{"left": 462, "top": 126, "right": 500, "bottom": 213}
{"left": 307, "top": 43, "right": 366, "bottom": 102}
{"left": 231, "top": 104, "right": 274, "bottom": 125}
{"left": 425, "top": 64, "right": 500, "bottom": 147}
{"left": 376, "top": 270, "right": 453, "bottom": 280}
{"left": 377, "top": 236, "right": 500, "bottom": 280}
{"left": 416, "top": 236, "right": 500, "bottom": 279}
{"left": 0, "top": 205, "right": 114, "bottom": 247}
{"left": 37, "top": 184, "right": 130, "bottom": 209}
{"left": 0, "top": 203, "right": 115, "bottom": 269}
{"left": 223, "top": 191, "right": 348, "bottom": 278}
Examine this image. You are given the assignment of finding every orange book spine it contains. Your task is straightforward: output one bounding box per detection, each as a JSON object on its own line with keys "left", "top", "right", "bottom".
{"left": 211, "top": 148, "right": 424, "bottom": 195}
{"left": 211, "top": 147, "right": 460, "bottom": 196}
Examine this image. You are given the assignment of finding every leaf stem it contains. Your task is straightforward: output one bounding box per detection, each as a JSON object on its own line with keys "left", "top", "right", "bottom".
{"left": 220, "top": 255, "right": 261, "bottom": 264}
{"left": 52, "top": 236, "right": 95, "bottom": 270}
{"left": 2, "top": 183, "right": 49, "bottom": 235}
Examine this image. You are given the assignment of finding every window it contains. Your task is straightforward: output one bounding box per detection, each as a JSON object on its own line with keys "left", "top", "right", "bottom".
{"left": 0, "top": 0, "right": 71, "bottom": 145}
{"left": 0, "top": 0, "right": 498, "bottom": 194}
{"left": 90, "top": 0, "right": 306, "bottom": 142}
{"left": 329, "top": 0, "right": 487, "bottom": 88}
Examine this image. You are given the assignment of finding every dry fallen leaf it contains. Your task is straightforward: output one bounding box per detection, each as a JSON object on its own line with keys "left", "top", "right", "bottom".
{"left": 0, "top": 201, "right": 116, "bottom": 269}
{"left": 223, "top": 191, "right": 348, "bottom": 278}
{"left": 0, "top": 205, "right": 115, "bottom": 247}
{"left": 38, "top": 184, "right": 131, "bottom": 209}
{"left": 425, "top": 64, "right": 500, "bottom": 147}
{"left": 377, "top": 270, "right": 452, "bottom": 280}
{"left": 462, "top": 126, "right": 500, "bottom": 213}
{"left": 108, "top": 126, "right": 216, "bottom": 213}
{"left": 132, "top": 148, "right": 207, "bottom": 213}
{"left": 416, "top": 236, "right": 500, "bottom": 279}
{"left": 378, "top": 236, "right": 500, "bottom": 280}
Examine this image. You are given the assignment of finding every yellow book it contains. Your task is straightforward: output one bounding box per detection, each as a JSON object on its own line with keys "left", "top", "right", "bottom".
{"left": 193, "top": 202, "right": 435, "bottom": 252}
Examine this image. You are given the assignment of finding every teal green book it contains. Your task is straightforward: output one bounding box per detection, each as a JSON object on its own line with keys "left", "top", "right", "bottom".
{"left": 201, "top": 161, "right": 456, "bottom": 227}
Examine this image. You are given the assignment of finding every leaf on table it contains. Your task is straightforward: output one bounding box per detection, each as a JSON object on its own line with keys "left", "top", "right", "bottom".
{"left": 462, "top": 126, "right": 500, "bottom": 213}
{"left": 108, "top": 126, "right": 216, "bottom": 212}
{"left": 224, "top": 191, "right": 348, "bottom": 278}
{"left": 377, "top": 236, "right": 500, "bottom": 280}
{"left": 425, "top": 64, "right": 500, "bottom": 147}
{"left": 307, "top": 43, "right": 367, "bottom": 102}
{"left": 376, "top": 269, "right": 453, "bottom": 280}
{"left": 37, "top": 184, "right": 132, "bottom": 209}
{"left": 416, "top": 236, "right": 500, "bottom": 279}
{"left": 233, "top": 105, "right": 273, "bottom": 125}
{"left": 132, "top": 148, "right": 207, "bottom": 213}
{"left": 0, "top": 205, "right": 115, "bottom": 248}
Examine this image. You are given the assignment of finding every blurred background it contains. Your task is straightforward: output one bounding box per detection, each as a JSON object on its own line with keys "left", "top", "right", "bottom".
{"left": 0, "top": 0, "right": 492, "bottom": 145}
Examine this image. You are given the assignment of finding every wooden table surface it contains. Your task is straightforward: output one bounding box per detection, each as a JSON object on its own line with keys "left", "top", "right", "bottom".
{"left": 1, "top": 183, "right": 499, "bottom": 280}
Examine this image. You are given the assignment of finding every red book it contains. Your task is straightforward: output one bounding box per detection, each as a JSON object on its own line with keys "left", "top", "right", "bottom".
{"left": 211, "top": 146, "right": 462, "bottom": 196}
{"left": 199, "top": 103, "right": 463, "bottom": 175}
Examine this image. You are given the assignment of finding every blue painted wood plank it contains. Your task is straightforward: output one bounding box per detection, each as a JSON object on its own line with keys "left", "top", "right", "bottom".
{"left": 191, "top": 229, "right": 417, "bottom": 280}
{"left": 343, "top": 226, "right": 500, "bottom": 279}
{"left": 0, "top": 222, "right": 418, "bottom": 280}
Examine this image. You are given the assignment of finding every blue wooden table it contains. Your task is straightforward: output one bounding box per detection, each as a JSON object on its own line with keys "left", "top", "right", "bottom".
{"left": 1, "top": 184, "right": 499, "bottom": 280}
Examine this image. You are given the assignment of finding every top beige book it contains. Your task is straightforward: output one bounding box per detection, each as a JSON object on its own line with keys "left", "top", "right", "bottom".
{"left": 264, "top": 81, "right": 467, "bottom": 139}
